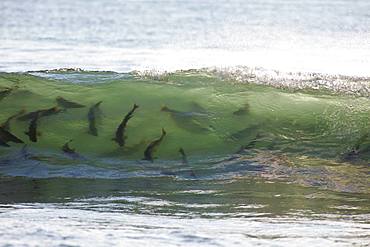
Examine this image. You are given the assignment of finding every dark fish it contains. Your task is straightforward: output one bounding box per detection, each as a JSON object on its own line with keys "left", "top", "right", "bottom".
{"left": 113, "top": 104, "right": 139, "bottom": 147}
{"left": 87, "top": 101, "right": 103, "bottom": 136}
{"left": 178, "top": 147, "right": 196, "bottom": 177}
{"left": 56, "top": 96, "right": 85, "bottom": 109}
{"left": 233, "top": 103, "right": 250, "bottom": 116}
{"left": 161, "top": 106, "right": 211, "bottom": 133}
{"left": 179, "top": 147, "right": 188, "bottom": 164}
{"left": 235, "top": 133, "right": 262, "bottom": 154}
{"left": 61, "top": 139, "right": 81, "bottom": 159}
{"left": 189, "top": 102, "right": 207, "bottom": 113}
{"left": 0, "top": 109, "right": 26, "bottom": 131}
{"left": 0, "top": 126, "right": 24, "bottom": 144}
{"left": 161, "top": 106, "right": 208, "bottom": 118}
{"left": 229, "top": 124, "right": 260, "bottom": 141}
{"left": 143, "top": 128, "right": 166, "bottom": 162}
{"left": 25, "top": 114, "right": 39, "bottom": 142}
{"left": 62, "top": 140, "right": 75, "bottom": 154}
{"left": 17, "top": 106, "right": 62, "bottom": 121}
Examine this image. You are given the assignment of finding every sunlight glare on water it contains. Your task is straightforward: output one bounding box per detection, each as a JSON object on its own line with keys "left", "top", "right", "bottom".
{"left": 0, "top": 0, "right": 370, "bottom": 75}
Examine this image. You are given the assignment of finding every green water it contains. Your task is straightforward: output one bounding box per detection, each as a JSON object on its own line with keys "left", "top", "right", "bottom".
{"left": 0, "top": 71, "right": 369, "bottom": 163}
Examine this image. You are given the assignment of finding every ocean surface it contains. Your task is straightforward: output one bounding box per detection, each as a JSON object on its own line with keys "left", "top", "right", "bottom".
{"left": 0, "top": 0, "right": 369, "bottom": 246}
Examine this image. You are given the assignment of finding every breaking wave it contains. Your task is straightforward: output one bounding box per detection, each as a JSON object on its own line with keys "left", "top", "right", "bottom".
{"left": 0, "top": 68, "right": 369, "bottom": 192}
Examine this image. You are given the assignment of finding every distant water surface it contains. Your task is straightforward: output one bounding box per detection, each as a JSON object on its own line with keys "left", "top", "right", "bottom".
{"left": 0, "top": 0, "right": 369, "bottom": 75}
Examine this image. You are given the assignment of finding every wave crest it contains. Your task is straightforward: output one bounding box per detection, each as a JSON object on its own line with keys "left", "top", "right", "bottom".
{"left": 134, "top": 66, "right": 370, "bottom": 97}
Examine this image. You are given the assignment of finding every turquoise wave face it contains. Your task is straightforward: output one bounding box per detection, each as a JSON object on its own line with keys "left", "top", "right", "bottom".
{"left": 0, "top": 70, "right": 369, "bottom": 164}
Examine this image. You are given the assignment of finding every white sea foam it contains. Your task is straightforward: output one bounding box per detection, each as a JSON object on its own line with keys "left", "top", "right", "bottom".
{"left": 0, "top": 205, "right": 369, "bottom": 247}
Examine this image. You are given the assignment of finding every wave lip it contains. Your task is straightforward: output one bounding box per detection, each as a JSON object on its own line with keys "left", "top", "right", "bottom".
{"left": 204, "top": 66, "right": 370, "bottom": 97}
{"left": 30, "top": 66, "right": 370, "bottom": 97}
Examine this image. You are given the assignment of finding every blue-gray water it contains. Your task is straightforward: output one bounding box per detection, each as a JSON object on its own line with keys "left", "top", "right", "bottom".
{"left": 0, "top": 0, "right": 370, "bottom": 246}
{"left": 1, "top": 0, "right": 370, "bottom": 75}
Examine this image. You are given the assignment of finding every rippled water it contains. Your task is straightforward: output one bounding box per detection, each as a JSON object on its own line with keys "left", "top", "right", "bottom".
{"left": 0, "top": 0, "right": 370, "bottom": 246}
{"left": 1, "top": 0, "right": 370, "bottom": 75}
